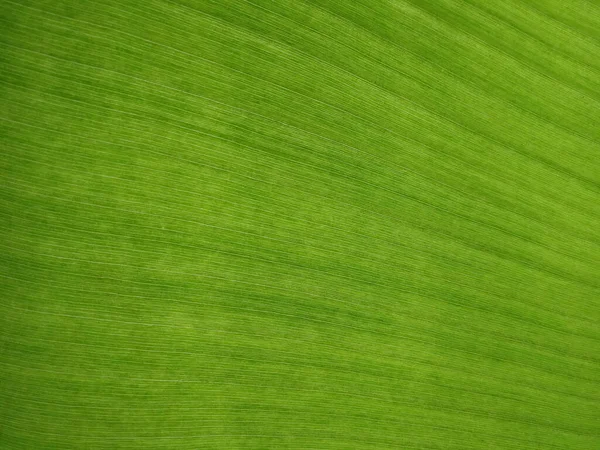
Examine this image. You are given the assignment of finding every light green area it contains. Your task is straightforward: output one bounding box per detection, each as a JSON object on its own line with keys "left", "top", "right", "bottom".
{"left": 1, "top": 0, "right": 599, "bottom": 448}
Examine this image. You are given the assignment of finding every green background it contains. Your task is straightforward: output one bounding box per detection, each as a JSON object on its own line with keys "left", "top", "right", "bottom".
{"left": 1, "top": 0, "right": 599, "bottom": 448}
